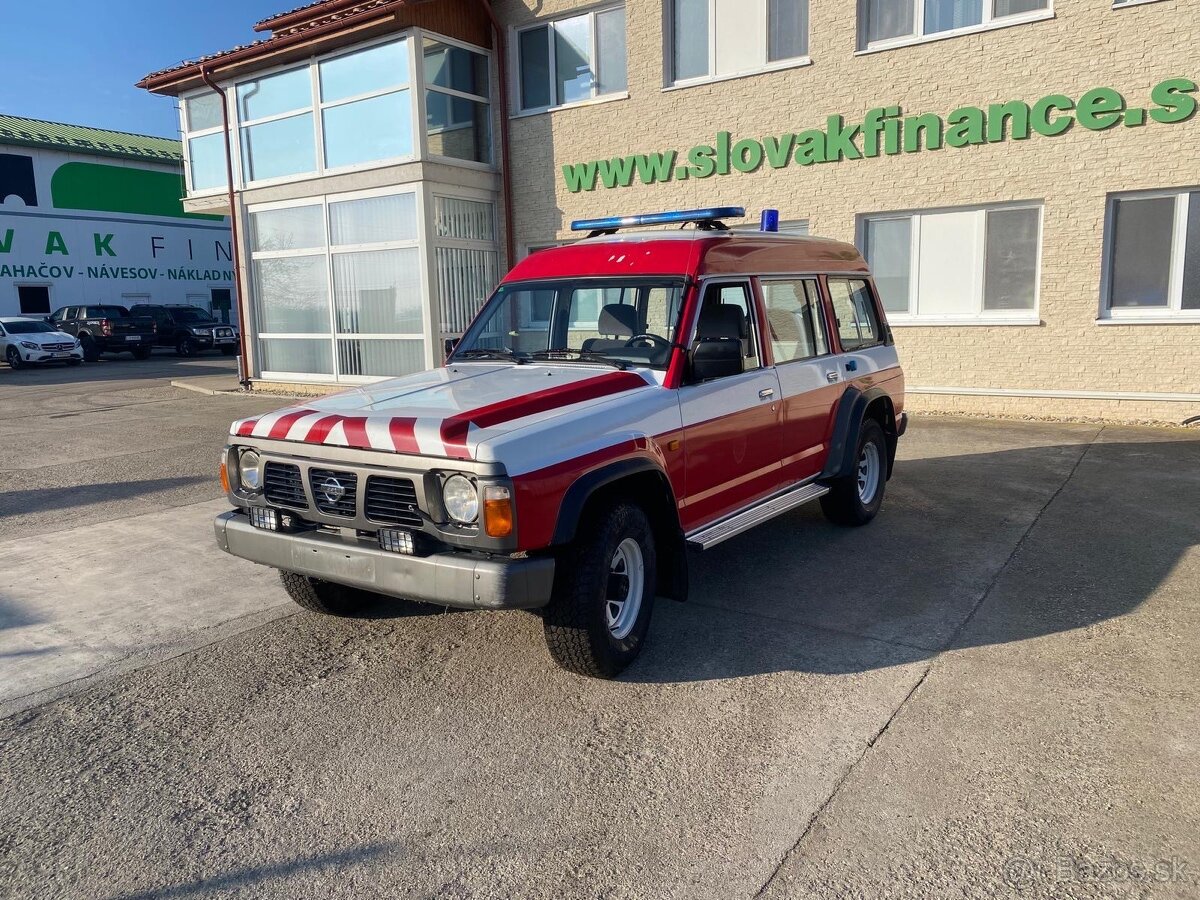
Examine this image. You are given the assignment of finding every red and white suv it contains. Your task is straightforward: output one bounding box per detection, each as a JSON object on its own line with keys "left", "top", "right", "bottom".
{"left": 216, "top": 207, "right": 905, "bottom": 677}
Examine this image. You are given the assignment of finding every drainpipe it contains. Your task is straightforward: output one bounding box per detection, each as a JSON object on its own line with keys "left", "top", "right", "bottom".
{"left": 200, "top": 65, "right": 251, "bottom": 387}
{"left": 477, "top": 0, "right": 516, "bottom": 270}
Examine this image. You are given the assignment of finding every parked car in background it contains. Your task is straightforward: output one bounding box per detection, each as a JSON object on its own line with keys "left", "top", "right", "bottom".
{"left": 49, "top": 306, "right": 156, "bottom": 361}
{"left": 134, "top": 304, "right": 239, "bottom": 357}
{"left": 0, "top": 317, "right": 83, "bottom": 368}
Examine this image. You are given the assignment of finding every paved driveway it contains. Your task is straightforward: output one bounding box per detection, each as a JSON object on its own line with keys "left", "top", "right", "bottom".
{"left": 0, "top": 364, "right": 1196, "bottom": 899}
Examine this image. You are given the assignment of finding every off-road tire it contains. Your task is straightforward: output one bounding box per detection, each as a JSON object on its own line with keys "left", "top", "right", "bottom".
{"left": 176, "top": 337, "right": 197, "bottom": 357}
{"left": 279, "top": 569, "right": 371, "bottom": 616}
{"left": 820, "top": 419, "right": 887, "bottom": 527}
{"left": 132, "top": 346, "right": 153, "bottom": 360}
{"left": 542, "top": 502, "right": 657, "bottom": 678}
{"left": 6, "top": 346, "right": 23, "bottom": 370}
{"left": 79, "top": 335, "right": 100, "bottom": 362}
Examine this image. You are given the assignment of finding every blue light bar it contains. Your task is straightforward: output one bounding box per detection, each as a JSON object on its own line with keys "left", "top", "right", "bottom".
{"left": 570, "top": 207, "right": 746, "bottom": 233}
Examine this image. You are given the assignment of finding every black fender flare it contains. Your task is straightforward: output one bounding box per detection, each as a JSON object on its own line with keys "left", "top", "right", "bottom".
{"left": 818, "top": 386, "right": 896, "bottom": 482}
{"left": 550, "top": 456, "right": 688, "bottom": 603}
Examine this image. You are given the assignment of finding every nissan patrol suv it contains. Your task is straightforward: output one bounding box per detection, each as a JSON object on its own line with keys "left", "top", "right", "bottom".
{"left": 216, "top": 207, "right": 906, "bottom": 678}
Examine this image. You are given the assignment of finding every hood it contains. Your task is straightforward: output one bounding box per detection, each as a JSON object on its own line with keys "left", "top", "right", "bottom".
{"left": 17, "top": 331, "right": 74, "bottom": 346}
{"left": 231, "top": 364, "right": 659, "bottom": 460}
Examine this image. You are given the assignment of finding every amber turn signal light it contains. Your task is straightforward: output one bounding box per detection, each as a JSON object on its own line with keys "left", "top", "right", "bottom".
{"left": 219, "top": 458, "right": 231, "bottom": 494}
{"left": 483, "top": 484, "right": 513, "bottom": 538}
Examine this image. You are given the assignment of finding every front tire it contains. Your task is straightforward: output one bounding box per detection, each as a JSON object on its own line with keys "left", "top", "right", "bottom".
{"left": 279, "top": 569, "right": 371, "bottom": 616}
{"left": 79, "top": 335, "right": 100, "bottom": 363}
{"left": 542, "top": 502, "right": 657, "bottom": 678}
{"left": 820, "top": 419, "right": 887, "bottom": 527}
{"left": 6, "top": 346, "right": 23, "bottom": 369}
{"left": 176, "top": 337, "right": 197, "bottom": 357}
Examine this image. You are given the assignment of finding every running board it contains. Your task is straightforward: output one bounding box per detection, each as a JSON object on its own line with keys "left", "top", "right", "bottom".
{"left": 685, "top": 482, "right": 830, "bottom": 550}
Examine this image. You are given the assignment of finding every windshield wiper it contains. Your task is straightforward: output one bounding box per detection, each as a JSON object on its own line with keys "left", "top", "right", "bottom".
{"left": 529, "top": 349, "right": 628, "bottom": 370}
{"left": 454, "top": 348, "right": 528, "bottom": 364}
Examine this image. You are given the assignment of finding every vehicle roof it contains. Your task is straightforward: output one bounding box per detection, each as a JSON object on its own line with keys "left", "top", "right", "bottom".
{"left": 504, "top": 230, "right": 869, "bottom": 283}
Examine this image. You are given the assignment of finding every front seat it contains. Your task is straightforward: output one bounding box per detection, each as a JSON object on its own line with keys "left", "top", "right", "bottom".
{"left": 697, "top": 304, "right": 748, "bottom": 354}
{"left": 582, "top": 303, "right": 638, "bottom": 352}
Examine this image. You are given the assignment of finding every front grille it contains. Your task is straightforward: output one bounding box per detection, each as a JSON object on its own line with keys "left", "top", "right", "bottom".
{"left": 263, "top": 462, "right": 307, "bottom": 509}
{"left": 364, "top": 476, "right": 422, "bottom": 527}
{"left": 43, "top": 343, "right": 74, "bottom": 351}
{"left": 309, "top": 468, "right": 358, "bottom": 517}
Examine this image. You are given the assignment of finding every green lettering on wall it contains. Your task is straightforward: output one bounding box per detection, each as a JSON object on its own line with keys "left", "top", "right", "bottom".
{"left": 45, "top": 231, "right": 68, "bottom": 255}
{"left": 687, "top": 145, "right": 717, "bottom": 179}
{"left": 93, "top": 233, "right": 116, "bottom": 257}
{"left": 987, "top": 101, "right": 1031, "bottom": 142}
{"left": 1031, "top": 95, "right": 1075, "bottom": 136}
{"left": 903, "top": 114, "right": 944, "bottom": 152}
{"left": 945, "top": 107, "right": 986, "bottom": 148}
{"left": 824, "top": 116, "right": 862, "bottom": 161}
{"left": 1149, "top": 77, "right": 1198, "bottom": 124}
{"left": 793, "top": 130, "right": 826, "bottom": 166}
{"left": 1077, "top": 88, "right": 1125, "bottom": 130}
{"left": 0, "top": 229, "right": 12, "bottom": 254}
{"left": 731, "top": 139, "right": 764, "bottom": 173}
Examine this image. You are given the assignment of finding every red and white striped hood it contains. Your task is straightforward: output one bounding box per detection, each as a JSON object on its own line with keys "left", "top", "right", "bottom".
{"left": 231, "top": 364, "right": 661, "bottom": 466}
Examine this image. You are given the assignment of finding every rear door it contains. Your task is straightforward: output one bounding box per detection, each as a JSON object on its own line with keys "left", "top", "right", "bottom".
{"left": 760, "top": 277, "right": 844, "bottom": 482}
{"left": 826, "top": 277, "right": 898, "bottom": 394}
{"left": 677, "top": 280, "right": 784, "bottom": 531}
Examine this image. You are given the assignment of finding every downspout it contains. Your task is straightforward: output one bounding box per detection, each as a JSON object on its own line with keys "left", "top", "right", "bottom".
{"left": 477, "top": 0, "right": 516, "bottom": 270}
{"left": 200, "top": 65, "right": 251, "bottom": 386}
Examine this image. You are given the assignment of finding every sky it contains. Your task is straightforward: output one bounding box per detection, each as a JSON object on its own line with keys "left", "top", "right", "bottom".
{"left": 0, "top": 0, "right": 293, "bottom": 139}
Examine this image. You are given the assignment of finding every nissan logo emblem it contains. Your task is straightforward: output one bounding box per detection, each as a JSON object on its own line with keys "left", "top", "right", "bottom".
{"left": 319, "top": 477, "right": 346, "bottom": 504}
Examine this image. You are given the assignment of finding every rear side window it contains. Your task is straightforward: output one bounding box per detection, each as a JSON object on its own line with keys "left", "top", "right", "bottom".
{"left": 761, "top": 279, "right": 828, "bottom": 363}
{"left": 828, "top": 279, "right": 881, "bottom": 351}
{"left": 86, "top": 306, "right": 130, "bottom": 318}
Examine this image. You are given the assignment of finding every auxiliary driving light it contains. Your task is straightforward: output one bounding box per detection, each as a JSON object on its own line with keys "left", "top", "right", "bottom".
{"left": 249, "top": 507, "right": 278, "bottom": 531}
{"left": 378, "top": 528, "right": 415, "bottom": 555}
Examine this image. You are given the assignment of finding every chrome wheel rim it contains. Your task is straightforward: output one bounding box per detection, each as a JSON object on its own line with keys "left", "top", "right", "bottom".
{"left": 857, "top": 442, "right": 881, "bottom": 504}
{"left": 605, "top": 537, "right": 644, "bottom": 640}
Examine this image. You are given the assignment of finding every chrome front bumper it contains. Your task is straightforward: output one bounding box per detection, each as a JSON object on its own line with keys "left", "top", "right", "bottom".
{"left": 214, "top": 511, "right": 554, "bottom": 610}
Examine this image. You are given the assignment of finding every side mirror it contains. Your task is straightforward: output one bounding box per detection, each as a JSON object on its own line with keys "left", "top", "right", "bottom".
{"left": 444, "top": 337, "right": 460, "bottom": 357}
{"left": 689, "top": 337, "right": 743, "bottom": 382}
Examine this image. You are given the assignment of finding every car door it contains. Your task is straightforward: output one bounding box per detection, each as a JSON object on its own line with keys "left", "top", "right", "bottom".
{"left": 760, "top": 277, "right": 845, "bottom": 482}
{"left": 826, "top": 276, "right": 897, "bottom": 396}
{"left": 56, "top": 308, "right": 79, "bottom": 336}
{"left": 677, "top": 280, "right": 784, "bottom": 531}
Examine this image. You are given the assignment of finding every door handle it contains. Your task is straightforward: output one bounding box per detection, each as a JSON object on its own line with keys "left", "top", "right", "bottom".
{"left": 825, "top": 371, "right": 840, "bottom": 383}
{"left": 758, "top": 388, "right": 775, "bottom": 400}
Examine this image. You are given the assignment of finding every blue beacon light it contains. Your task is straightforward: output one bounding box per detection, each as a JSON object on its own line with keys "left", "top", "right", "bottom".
{"left": 760, "top": 209, "right": 780, "bottom": 232}
{"left": 570, "top": 207, "right": 746, "bottom": 232}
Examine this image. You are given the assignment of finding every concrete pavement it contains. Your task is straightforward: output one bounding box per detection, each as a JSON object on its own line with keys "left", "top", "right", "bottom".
{"left": 0, "top": 356, "right": 1197, "bottom": 899}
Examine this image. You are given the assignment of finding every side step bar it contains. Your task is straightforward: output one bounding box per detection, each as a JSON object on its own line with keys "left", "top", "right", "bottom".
{"left": 685, "top": 481, "right": 830, "bottom": 550}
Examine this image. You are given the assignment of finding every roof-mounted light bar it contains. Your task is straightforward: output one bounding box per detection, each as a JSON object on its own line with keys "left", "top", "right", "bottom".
{"left": 570, "top": 207, "right": 746, "bottom": 236}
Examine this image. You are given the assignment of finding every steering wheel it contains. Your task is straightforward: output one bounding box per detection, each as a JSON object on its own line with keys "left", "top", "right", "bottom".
{"left": 624, "top": 333, "right": 671, "bottom": 350}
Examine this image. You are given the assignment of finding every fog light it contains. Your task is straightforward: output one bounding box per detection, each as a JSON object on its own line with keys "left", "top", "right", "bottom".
{"left": 249, "top": 507, "right": 278, "bottom": 531}
{"left": 378, "top": 528, "right": 414, "bottom": 554}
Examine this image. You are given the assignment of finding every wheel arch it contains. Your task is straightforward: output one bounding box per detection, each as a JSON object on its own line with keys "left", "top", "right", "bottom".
{"left": 551, "top": 457, "right": 688, "bottom": 603}
{"left": 819, "top": 386, "right": 899, "bottom": 482}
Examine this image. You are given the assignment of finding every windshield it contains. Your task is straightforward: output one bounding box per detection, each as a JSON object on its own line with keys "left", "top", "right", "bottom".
{"left": 453, "top": 279, "right": 686, "bottom": 369}
{"left": 173, "top": 308, "right": 214, "bottom": 323}
{"left": 4, "top": 320, "right": 56, "bottom": 335}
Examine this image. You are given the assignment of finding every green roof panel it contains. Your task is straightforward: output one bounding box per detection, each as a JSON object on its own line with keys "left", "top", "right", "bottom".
{"left": 0, "top": 114, "right": 182, "bottom": 164}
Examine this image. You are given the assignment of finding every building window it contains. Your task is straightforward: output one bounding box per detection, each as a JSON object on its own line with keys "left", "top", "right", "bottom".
{"left": 248, "top": 189, "right": 426, "bottom": 382}
{"left": 181, "top": 93, "right": 228, "bottom": 192}
{"left": 861, "top": 204, "right": 1042, "bottom": 323}
{"left": 237, "top": 66, "right": 317, "bottom": 183}
{"left": 423, "top": 38, "right": 492, "bottom": 163}
{"left": 860, "top": 0, "right": 1048, "bottom": 49}
{"left": 319, "top": 40, "right": 414, "bottom": 170}
{"left": 1103, "top": 190, "right": 1200, "bottom": 320}
{"left": 670, "top": 0, "right": 808, "bottom": 86}
{"left": 516, "top": 7, "right": 627, "bottom": 113}
{"left": 433, "top": 196, "right": 499, "bottom": 336}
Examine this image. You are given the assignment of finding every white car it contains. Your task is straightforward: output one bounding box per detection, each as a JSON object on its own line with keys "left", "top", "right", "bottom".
{"left": 1, "top": 317, "right": 84, "bottom": 369}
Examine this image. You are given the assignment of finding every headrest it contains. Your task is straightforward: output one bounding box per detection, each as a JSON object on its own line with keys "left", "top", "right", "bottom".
{"left": 598, "top": 303, "right": 637, "bottom": 337}
{"left": 697, "top": 304, "right": 747, "bottom": 340}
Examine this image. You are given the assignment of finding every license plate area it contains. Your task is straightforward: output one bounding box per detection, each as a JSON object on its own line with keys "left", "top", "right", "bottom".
{"left": 124, "top": 335, "right": 140, "bottom": 341}
{"left": 291, "top": 543, "right": 377, "bottom": 584}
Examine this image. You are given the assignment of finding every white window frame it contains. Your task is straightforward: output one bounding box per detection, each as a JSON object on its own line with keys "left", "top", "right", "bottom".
{"left": 665, "top": 0, "right": 811, "bottom": 91}
{"left": 247, "top": 185, "right": 429, "bottom": 384}
{"left": 511, "top": 5, "right": 628, "bottom": 116}
{"left": 180, "top": 31, "right": 494, "bottom": 199}
{"left": 429, "top": 187, "right": 500, "bottom": 340}
{"left": 178, "top": 93, "right": 231, "bottom": 197}
{"left": 421, "top": 33, "right": 495, "bottom": 168}
{"left": 1112, "top": 0, "right": 1167, "bottom": 7}
{"left": 856, "top": 0, "right": 1053, "bottom": 54}
{"left": 858, "top": 201, "right": 1044, "bottom": 326}
{"left": 1099, "top": 188, "right": 1200, "bottom": 324}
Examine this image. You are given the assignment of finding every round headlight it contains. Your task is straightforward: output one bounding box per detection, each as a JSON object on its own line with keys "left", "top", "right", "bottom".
{"left": 238, "top": 449, "right": 263, "bottom": 492}
{"left": 442, "top": 474, "right": 478, "bottom": 523}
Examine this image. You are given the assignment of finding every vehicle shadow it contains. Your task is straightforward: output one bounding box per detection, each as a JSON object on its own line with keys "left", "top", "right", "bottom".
{"left": 623, "top": 435, "right": 1200, "bottom": 683}
{"left": 0, "top": 351, "right": 237, "bottom": 387}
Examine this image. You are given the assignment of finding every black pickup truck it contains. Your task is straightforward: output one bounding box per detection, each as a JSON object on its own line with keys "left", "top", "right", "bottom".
{"left": 49, "top": 305, "right": 157, "bottom": 361}
{"left": 136, "top": 304, "right": 240, "bottom": 357}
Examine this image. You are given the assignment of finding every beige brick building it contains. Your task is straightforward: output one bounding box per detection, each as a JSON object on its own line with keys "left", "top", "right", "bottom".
{"left": 141, "top": 0, "right": 1199, "bottom": 423}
